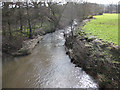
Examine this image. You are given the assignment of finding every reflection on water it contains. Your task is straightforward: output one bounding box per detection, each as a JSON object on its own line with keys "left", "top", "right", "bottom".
{"left": 3, "top": 26, "right": 98, "bottom": 88}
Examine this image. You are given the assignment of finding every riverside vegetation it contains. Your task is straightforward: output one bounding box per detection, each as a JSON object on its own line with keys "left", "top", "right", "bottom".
{"left": 2, "top": 2, "right": 104, "bottom": 56}
{"left": 2, "top": 1, "right": 119, "bottom": 89}
{"left": 65, "top": 14, "right": 120, "bottom": 88}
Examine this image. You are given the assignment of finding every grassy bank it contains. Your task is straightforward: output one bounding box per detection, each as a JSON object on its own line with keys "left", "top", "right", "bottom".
{"left": 65, "top": 16, "right": 120, "bottom": 88}
{"left": 65, "top": 29, "right": 120, "bottom": 88}
{"left": 83, "top": 13, "right": 118, "bottom": 45}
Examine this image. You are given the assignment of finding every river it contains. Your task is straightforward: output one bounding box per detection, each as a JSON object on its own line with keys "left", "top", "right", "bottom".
{"left": 2, "top": 23, "right": 98, "bottom": 88}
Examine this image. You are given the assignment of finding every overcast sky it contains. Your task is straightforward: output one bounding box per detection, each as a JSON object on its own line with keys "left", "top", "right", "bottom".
{"left": 87, "top": 0, "right": 119, "bottom": 4}
{"left": 49, "top": 0, "right": 119, "bottom": 4}
{"left": 1, "top": 0, "right": 120, "bottom": 4}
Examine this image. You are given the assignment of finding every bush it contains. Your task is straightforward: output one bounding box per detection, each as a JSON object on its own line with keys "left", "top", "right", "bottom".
{"left": 2, "top": 35, "right": 27, "bottom": 54}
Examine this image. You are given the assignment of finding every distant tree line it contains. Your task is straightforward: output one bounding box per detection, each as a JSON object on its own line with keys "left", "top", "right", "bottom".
{"left": 104, "top": 4, "right": 118, "bottom": 13}
{"left": 2, "top": 1, "right": 104, "bottom": 54}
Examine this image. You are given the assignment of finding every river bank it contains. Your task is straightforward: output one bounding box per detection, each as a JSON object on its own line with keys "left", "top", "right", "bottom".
{"left": 65, "top": 20, "right": 120, "bottom": 88}
{"left": 3, "top": 26, "right": 98, "bottom": 88}
{"left": 11, "top": 35, "right": 43, "bottom": 56}
{"left": 2, "top": 27, "right": 57, "bottom": 57}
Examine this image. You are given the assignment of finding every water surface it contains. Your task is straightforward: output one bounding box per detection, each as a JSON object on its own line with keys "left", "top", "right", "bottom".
{"left": 3, "top": 26, "right": 98, "bottom": 88}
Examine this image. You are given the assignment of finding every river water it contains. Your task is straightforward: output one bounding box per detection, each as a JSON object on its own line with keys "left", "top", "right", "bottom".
{"left": 2, "top": 25, "right": 98, "bottom": 88}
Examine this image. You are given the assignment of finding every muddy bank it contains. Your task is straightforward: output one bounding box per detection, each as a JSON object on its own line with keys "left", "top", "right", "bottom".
{"left": 11, "top": 35, "right": 43, "bottom": 56}
{"left": 65, "top": 28, "right": 120, "bottom": 88}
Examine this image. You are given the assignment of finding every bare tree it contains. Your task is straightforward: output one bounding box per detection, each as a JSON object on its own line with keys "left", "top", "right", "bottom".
{"left": 25, "top": 2, "right": 32, "bottom": 39}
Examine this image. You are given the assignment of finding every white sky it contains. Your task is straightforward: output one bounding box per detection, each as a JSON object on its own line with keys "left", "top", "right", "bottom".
{"left": 48, "top": 0, "right": 120, "bottom": 4}
{"left": 1, "top": 0, "right": 120, "bottom": 4}
{"left": 87, "top": 0, "right": 119, "bottom": 4}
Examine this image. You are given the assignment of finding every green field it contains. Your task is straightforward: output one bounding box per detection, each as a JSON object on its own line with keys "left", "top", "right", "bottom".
{"left": 83, "top": 13, "right": 118, "bottom": 45}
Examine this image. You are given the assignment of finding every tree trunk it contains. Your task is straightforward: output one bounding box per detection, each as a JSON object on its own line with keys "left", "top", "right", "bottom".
{"left": 26, "top": 2, "right": 32, "bottom": 39}
{"left": 20, "top": 18, "right": 23, "bottom": 33}
{"left": 41, "top": 18, "right": 43, "bottom": 27}
{"left": 2, "top": 26, "right": 6, "bottom": 36}
{"left": 28, "top": 19, "right": 32, "bottom": 39}
{"left": 8, "top": 20, "right": 12, "bottom": 38}
{"left": 19, "top": 12, "right": 23, "bottom": 33}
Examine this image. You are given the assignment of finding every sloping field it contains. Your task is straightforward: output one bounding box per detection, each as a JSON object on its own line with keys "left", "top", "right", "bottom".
{"left": 83, "top": 13, "right": 118, "bottom": 45}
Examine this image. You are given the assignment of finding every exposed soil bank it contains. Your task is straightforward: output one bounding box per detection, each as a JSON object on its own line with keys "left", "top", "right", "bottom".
{"left": 65, "top": 26, "right": 120, "bottom": 88}
{"left": 11, "top": 35, "right": 43, "bottom": 56}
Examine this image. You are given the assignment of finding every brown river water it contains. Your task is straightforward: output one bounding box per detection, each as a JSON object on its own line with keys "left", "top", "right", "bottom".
{"left": 2, "top": 24, "right": 98, "bottom": 88}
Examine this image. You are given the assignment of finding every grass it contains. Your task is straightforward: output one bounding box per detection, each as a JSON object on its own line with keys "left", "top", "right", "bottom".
{"left": 83, "top": 13, "right": 118, "bottom": 45}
